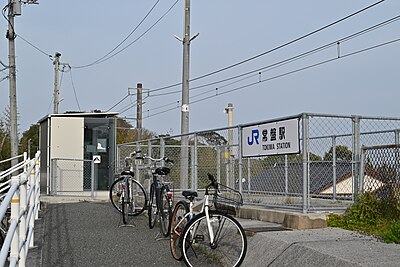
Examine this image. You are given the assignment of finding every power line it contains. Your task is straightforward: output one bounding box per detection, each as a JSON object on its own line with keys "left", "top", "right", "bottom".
{"left": 16, "top": 34, "right": 52, "bottom": 59}
{"left": 72, "top": 0, "right": 161, "bottom": 69}
{"left": 130, "top": 17, "right": 400, "bottom": 119}
{"left": 72, "top": 0, "right": 180, "bottom": 69}
{"left": 69, "top": 68, "right": 82, "bottom": 111}
{"left": 145, "top": 14, "right": 400, "bottom": 101}
{"left": 148, "top": 0, "right": 387, "bottom": 93}
{"left": 106, "top": 94, "right": 130, "bottom": 112}
{"left": 142, "top": 37, "right": 400, "bottom": 120}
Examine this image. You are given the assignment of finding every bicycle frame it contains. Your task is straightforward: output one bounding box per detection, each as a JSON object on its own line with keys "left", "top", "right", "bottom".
{"left": 173, "top": 193, "right": 217, "bottom": 244}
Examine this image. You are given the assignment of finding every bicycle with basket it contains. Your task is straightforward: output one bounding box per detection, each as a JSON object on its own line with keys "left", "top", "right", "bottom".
{"left": 169, "top": 173, "right": 247, "bottom": 267}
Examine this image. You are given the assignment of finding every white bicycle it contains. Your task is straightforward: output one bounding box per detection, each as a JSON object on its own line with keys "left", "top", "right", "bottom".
{"left": 170, "top": 173, "right": 247, "bottom": 266}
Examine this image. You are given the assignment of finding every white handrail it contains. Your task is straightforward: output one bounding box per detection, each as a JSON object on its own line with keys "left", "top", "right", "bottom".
{"left": 0, "top": 151, "right": 41, "bottom": 267}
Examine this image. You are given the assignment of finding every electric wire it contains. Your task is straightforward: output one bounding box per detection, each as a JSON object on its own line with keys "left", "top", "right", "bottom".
{"left": 17, "top": 34, "right": 52, "bottom": 59}
{"left": 69, "top": 68, "right": 82, "bottom": 111}
{"left": 72, "top": 0, "right": 180, "bottom": 69}
{"left": 72, "top": 0, "right": 161, "bottom": 69}
{"left": 106, "top": 94, "right": 130, "bottom": 112}
{"left": 148, "top": 0, "right": 387, "bottom": 93}
{"left": 146, "top": 14, "right": 400, "bottom": 101}
{"left": 142, "top": 37, "right": 400, "bottom": 119}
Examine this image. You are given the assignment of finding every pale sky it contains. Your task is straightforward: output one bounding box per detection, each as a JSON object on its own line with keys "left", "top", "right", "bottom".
{"left": 1, "top": 0, "right": 399, "bottom": 136}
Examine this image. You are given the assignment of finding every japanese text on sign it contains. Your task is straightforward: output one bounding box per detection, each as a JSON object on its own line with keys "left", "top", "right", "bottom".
{"left": 242, "top": 118, "right": 300, "bottom": 157}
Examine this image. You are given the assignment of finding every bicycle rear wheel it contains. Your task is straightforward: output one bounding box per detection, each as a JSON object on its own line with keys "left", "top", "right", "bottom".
{"left": 170, "top": 200, "right": 189, "bottom": 261}
{"left": 127, "top": 179, "right": 147, "bottom": 216}
{"left": 182, "top": 211, "right": 247, "bottom": 267}
{"left": 159, "top": 186, "right": 173, "bottom": 237}
{"left": 110, "top": 177, "right": 147, "bottom": 216}
{"left": 148, "top": 183, "right": 157, "bottom": 229}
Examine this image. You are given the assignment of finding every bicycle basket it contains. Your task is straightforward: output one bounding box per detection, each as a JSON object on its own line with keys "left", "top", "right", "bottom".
{"left": 213, "top": 183, "right": 243, "bottom": 216}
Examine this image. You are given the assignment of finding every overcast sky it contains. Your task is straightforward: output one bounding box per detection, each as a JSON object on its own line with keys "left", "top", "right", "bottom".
{"left": 0, "top": 0, "right": 399, "bottom": 136}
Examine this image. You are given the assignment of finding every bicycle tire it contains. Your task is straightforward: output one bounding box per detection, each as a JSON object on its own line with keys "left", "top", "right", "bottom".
{"left": 182, "top": 210, "right": 247, "bottom": 267}
{"left": 170, "top": 200, "right": 190, "bottom": 261}
{"left": 159, "top": 186, "right": 173, "bottom": 237}
{"left": 109, "top": 177, "right": 147, "bottom": 216}
{"left": 148, "top": 183, "right": 157, "bottom": 229}
{"left": 122, "top": 188, "right": 128, "bottom": 224}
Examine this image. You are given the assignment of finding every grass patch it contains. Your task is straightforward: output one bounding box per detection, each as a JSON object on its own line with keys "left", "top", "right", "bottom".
{"left": 327, "top": 191, "right": 400, "bottom": 244}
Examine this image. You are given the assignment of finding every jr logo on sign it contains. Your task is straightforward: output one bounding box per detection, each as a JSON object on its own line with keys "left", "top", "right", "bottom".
{"left": 247, "top": 129, "right": 259, "bottom": 145}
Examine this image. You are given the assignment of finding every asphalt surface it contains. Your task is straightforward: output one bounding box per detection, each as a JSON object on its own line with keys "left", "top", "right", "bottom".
{"left": 28, "top": 202, "right": 185, "bottom": 267}
{"left": 26, "top": 201, "right": 400, "bottom": 267}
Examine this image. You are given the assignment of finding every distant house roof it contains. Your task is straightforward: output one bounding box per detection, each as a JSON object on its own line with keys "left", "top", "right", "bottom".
{"left": 248, "top": 161, "right": 352, "bottom": 194}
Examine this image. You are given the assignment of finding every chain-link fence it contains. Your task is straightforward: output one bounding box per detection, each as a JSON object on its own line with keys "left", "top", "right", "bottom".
{"left": 51, "top": 158, "right": 94, "bottom": 197}
{"left": 361, "top": 144, "right": 400, "bottom": 199}
{"left": 117, "top": 113, "right": 400, "bottom": 213}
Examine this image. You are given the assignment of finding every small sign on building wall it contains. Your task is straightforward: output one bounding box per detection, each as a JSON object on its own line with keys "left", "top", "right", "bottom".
{"left": 93, "top": 155, "right": 101, "bottom": 164}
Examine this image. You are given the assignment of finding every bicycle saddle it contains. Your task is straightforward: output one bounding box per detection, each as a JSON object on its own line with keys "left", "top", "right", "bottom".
{"left": 155, "top": 167, "right": 170, "bottom": 175}
{"left": 182, "top": 190, "right": 198, "bottom": 198}
{"left": 121, "top": 170, "right": 134, "bottom": 176}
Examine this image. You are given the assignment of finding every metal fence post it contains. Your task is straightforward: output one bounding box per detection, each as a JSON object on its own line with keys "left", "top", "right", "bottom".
{"left": 194, "top": 133, "right": 198, "bottom": 191}
{"left": 216, "top": 146, "right": 221, "bottom": 183}
{"left": 160, "top": 138, "right": 165, "bottom": 159}
{"left": 284, "top": 155, "right": 288, "bottom": 196}
{"left": 302, "top": 114, "right": 309, "bottom": 213}
{"left": 352, "top": 116, "right": 361, "bottom": 202}
{"left": 332, "top": 136, "right": 337, "bottom": 201}
{"left": 91, "top": 160, "right": 95, "bottom": 199}
{"left": 238, "top": 126, "right": 243, "bottom": 194}
{"left": 10, "top": 175, "right": 20, "bottom": 265}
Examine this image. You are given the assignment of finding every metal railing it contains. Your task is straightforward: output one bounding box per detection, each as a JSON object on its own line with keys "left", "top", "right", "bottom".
{"left": 0, "top": 151, "right": 41, "bottom": 267}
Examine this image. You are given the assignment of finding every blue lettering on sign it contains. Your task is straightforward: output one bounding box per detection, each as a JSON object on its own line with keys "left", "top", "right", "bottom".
{"left": 247, "top": 129, "right": 259, "bottom": 145}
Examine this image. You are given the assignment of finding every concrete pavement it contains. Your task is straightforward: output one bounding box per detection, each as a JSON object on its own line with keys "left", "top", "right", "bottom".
{"left": 27, "top": 196, "right": 400, "bottom": 267}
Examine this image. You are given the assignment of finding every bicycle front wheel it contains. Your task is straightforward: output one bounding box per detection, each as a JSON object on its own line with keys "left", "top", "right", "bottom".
{"left": 148, "top": 183, "right": 157, "bottom": 229}
{"left": 159, "top": 186, "right": 173, "bottom": 237}
{"left": 170, "top": 200, "right": 189, "bottom": 261}
{"left": 182, "top": 211, "right": 247, "bottom": 267}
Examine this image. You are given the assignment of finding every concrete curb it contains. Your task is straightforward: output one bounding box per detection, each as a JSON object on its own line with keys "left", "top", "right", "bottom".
{"left": 243, "top": 228, "right": 400, "bottom": 267}
{"left": 238, "top": 205, "right": 327, "bottom": 229}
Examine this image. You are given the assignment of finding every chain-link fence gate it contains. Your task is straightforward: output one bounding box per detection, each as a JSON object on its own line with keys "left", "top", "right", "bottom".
{"left": 51, "top": 158, "right": 95, "bottom": 197}
{"left": 116, "top": 113, "right": 400, "bottom": 213}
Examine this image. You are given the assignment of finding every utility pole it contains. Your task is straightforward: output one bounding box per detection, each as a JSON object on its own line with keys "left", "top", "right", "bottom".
{"left": 7, "top": 0, "right": 20, "bottom": 167}
{"left": 53, "top": 52, "right": 61, "bottom": 114}
{"left": 136, "top": 83, "right": 142, "bottom": 141}
{"left": 180, "top": 0, "right": 193, "bottom": 189}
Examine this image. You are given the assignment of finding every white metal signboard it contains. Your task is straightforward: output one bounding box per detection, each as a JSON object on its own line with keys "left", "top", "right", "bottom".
{"left": 242, "top": 118, "right": 300, "bottom": 157}
{"left": 93, "top": 155, "right": 101, "bottom": 164}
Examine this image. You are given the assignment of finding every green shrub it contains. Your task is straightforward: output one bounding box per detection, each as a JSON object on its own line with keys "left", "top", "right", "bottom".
{"left": 382, "top": 221, "right": 400, "bottom": 244}
{"left": 327, "top": 192, "right": 400, "bottom": 244}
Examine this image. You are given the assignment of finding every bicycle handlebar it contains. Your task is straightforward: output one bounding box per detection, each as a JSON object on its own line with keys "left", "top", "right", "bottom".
{"left": 206, "top": 173, "right": 220, "bottom": 193}
{"left": 142, "top": 155, "right": 174, "bottom": 164}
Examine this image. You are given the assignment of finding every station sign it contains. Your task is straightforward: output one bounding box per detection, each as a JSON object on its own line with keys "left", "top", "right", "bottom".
{"left": 242, "top": 118, "right": 300, "bottom": 157}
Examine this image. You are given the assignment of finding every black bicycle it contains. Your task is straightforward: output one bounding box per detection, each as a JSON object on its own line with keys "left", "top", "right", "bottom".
{"left": 144, "top": 155, "right": 174, "bottom": 237}
{"left": 109, "top": 152, "right": 148, "bottom": 224}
